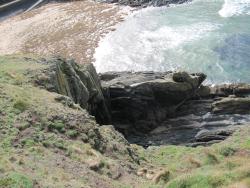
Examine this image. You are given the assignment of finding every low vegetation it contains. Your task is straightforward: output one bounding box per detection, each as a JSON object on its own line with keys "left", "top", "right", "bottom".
{"left": 0, "top": 55, "right": 250, "bottom": 187}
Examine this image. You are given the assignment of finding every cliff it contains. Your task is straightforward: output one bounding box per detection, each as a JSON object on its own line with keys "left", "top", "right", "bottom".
{"left": 0, "top": 55, "right": 250, "bottom": 188}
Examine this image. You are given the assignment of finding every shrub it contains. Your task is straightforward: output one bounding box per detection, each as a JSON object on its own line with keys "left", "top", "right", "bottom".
{"left": 53, "top": 139, "right": 66, "bottom": 150}
{"left": 66, "top": 130, "right": 78, "bottom": 138}
{"left": 48, "top": 120, "right": 65, "bottom": 133}
{"left": 219, "top": 147, "right": 236, "bottom": 157}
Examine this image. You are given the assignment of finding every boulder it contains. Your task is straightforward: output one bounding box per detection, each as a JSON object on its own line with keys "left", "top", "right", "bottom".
{"left": 101, "top": 71, "right": 206, "bottom": 133}
{"left": 99, "top": 0, "right": 190, "bottom": 7}
{"left": 212, "top": 96, "right": 250, "bottom": 114}
{"left": 35, "top": 57, "right": 111, "bottom": 124}
{"left": 194, "top": 128, "right": 234, "bottom": 142}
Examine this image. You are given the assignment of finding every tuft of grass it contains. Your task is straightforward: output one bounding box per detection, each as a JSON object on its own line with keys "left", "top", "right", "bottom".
{"left": 204, "top": 150, "right": 219, "bottom": 165}
{"left": 66, "top": 130, "right": 78, "bottom": 138}
{"left": 0, "top": 172, "right": 33, "bottom": 188}
{"left": 20, "top": 138, "right": 36, "bottom": 147}
{"left": 187, "top": 157, "right": 202, "bottom": 168}
{"left": 13, "top": 99, "right": 29, "bottom": 112}
{"left": 48, "top": 120, "right": 65, "bottom": 133}
{"left": 167, "top": 174, "right": 225, "bottom": 188}
{"left": 241, "top": 139, "right": 250, "bottom": 149}
{"left": 219, "top": 146, "right": 237, "bottom": 157}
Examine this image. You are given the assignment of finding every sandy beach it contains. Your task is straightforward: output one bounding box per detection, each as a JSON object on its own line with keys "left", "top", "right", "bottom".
{"left": 0, "top": 0, "right": 129, "bottom": 63}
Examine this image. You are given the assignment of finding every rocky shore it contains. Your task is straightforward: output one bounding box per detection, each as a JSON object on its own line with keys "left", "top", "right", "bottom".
{"left": 1, "top": 1, "right": 250, "bottom": 187}
{"left": 1, "top": 55, "right": 250, "bottom": 187}
{"left": 34, "top": 57, "right": 250, "bottom": 148}
{"left": 101, "top": 0, "right": 190, "bottom": 7}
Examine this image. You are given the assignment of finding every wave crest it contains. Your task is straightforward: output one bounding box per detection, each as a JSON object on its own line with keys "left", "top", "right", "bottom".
{"left": 219, "top": 0, "right": 250, "bottom": 17}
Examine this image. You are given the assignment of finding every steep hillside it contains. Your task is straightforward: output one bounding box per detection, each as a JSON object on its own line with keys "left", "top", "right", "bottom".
{"left": 0, "top": 55, "right": 250, "bottom": 188}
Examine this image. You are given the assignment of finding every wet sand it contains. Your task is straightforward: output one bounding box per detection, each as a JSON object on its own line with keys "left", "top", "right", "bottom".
{"left": 0, "top": 0, "right": 129, "bottom": 63}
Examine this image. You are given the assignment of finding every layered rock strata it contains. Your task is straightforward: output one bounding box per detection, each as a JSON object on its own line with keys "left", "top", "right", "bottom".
{"left": 34, "top": 57, "right": 111, "bottom": 124}
{"left": 100, "top": 72, "right": 250, "bottom": 147}
{"left": 100, "top": 0, "right": 190, "bottom": 7}
{"left": 35, "top": 58, "right": 250, "bottom": 147}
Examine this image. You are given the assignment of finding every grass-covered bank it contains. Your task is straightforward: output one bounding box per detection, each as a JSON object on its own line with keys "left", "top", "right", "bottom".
{"left": 135, "top": 127, "right": 250, "bottom": 188}
{"left": 0, "top": 55, "right": 144, "bottom": 187}
{"left": 0, "top": 55, "right": 250, "bottom": 188}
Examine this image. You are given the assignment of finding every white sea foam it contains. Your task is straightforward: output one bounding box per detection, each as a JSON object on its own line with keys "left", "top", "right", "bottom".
{"left": 94, "top": 20, "right": 218, "bottom": 73}
{"left": 219, "top": 0, "right": 250, "bottom": 17}
{"left": 93, "top": 0, "right": 250, "bottom": 84}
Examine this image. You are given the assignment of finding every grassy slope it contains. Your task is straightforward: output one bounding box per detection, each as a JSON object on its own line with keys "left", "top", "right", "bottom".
{"left": 0, "top": 55, "right": 144, "bottom": 188}
{"left": 136, "top": 127, "right": 250, "bottom": 188}
{"left": 0, "top": 55, "right": 250, "bottom": 188}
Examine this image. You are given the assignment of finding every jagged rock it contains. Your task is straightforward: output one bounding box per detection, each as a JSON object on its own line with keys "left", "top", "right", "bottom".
{"left": 99, "top": 0, "right": 190, "bottom": 7}
{"left": 195, "top": 85, "right": 211, "bottom": 98}
{"left": 54, "top": 94, "right": 81, "bottom": 109}
{"left": 195, "top": 128, "right": 235, "bottom": 142}
{"left": 32, "top": 57, "right": 250, "bottom": 147}
{"left": 187, "top": 140, "right": 222, "bottom": 147}
{"left": 88, "top": 159, "right": 103, "bottom": 171}
{"left": 212, "top": 96, "right": 250, "bottom": 114}
{"left": 101, "top": 71, "right": 206, "bottom": 133}
{"left": 209, "top": 83, "right": 250, "bottom": 97}
{"left": 99, "top": 125, "right": 139, "bottom": 163}
{"left": 35, "top": 57, "right": 111, "bottom": 124}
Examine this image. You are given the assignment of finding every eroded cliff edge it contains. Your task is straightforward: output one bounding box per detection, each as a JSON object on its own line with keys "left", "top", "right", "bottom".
{"left": 34, "top": 57, "right": 250, "bottom": 147}
{"left": 1, "top": 55, "right": 250, "bottom": 187}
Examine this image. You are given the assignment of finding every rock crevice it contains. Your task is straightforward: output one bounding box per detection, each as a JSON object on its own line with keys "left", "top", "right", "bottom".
{"left": 35, "top": 58, "right": 250, "bottom": 147}
{"left": 100, "top": 71, "right": 206, "bottom": 134}
{"left": 35, "top": 58, "right": 112, "bottom": 124}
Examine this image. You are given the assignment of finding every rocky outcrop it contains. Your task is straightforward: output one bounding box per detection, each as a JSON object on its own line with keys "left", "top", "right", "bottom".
{"left": 35, "top": 57, "right": 111, "bottom": 124}
{"left": 194, "top": 128, "right": 235, "bottom": 142}
{"left": 124, "top": 83, "right": 250, "bottom": 147}
{"left": 34, "top": 58, "right": 250, "bottom": 147}
{"left": 99, "top": 0, "right": 190, "bottom": 7}
{"left": 212, "top": 96, "right": 250, "bottom": 114}
{"left": 205, "top": 83, "right": 250, "bottom": 97}
{"left": 100, "top": 71, "right": 206, "bottom": 134}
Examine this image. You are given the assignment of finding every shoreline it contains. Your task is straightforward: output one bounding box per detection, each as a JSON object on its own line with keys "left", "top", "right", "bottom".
{"left": 1, "top": 1, "right": 250, "bottom": 186}
{"left": 0, "top": 0, "right": 131, "bottom": 64}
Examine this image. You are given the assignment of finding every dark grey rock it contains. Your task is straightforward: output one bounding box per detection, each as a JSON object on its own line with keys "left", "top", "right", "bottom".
{"left": 98, "top": 0, "right": 190, "bottom": 7}
{"left": 195, "top": 128, "right": 235, "bottom": 142}
{"left": 33, "top": 58, "right": 250, "bottom": 148}
{"left": 35, "top": 57, "right": 111, "bottom": 124}
{"left": 101, "top": 71, "right": 206, "bottom": 133}
{"left": 212, "top": 96, "right": 250, "bottom": 114}
{"left": 210, "top": 83, "right": 250, "bottom": 97}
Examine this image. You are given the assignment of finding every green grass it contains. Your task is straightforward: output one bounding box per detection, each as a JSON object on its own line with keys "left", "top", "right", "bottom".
{"left": 1, "top": 54, "right": 250, "bottom": 188}
{"left": 136, "top": 127, "right": 250, "bottom": 188}
{"left": 0, "top": 55, "right": 143, "bottom": 188}
{"left": 0, "top": 172, "right": 33, "bottom": 188}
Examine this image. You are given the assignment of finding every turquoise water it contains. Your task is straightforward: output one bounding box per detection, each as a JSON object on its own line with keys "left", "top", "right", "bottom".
{"left": 94, "top": 0, "right": 250, "bottom": 84}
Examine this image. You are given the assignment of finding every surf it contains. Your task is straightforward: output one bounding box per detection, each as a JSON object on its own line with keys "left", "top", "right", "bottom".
{"left": 94, "top": 0, "right": 250, "bottom": 84}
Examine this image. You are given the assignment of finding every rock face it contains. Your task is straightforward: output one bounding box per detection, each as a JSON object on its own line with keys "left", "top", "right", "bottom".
{"left": 126, "top": 83, "right": 250, "bottom": 147}
{"left": 100, "top": 0, "right": 190, "bottom": 7}
{"left": 208, "top": 83, "right": 250, "bottom": 97}
{"left": 194, "top": 128, "right": 234, "bottom": 142}
{"left": 212, "top": 96, "right": 250, "bottom": 114}
{"left": 100, "top": 71, "right": 206, "bottom": 134}
{"left": 35, "top": 58, "right": 250, "bottom": 147}
{"left": 35, "top": 57, "right": 111, "bottom": 124}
